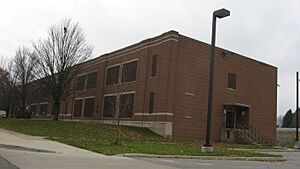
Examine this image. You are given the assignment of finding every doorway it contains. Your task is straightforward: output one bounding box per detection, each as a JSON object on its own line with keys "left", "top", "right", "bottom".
{"left": 225, "top": 110, "right": 235, "bottom": 128}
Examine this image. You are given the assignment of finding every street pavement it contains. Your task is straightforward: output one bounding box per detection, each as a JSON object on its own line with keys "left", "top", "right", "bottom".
{"left": 0, "top": 155, "right": 18, "bottom": 169}
{"left": 2, "top": 128, "right": 300, "bottom": 169}
{"left": 0, "top": 129, "right": 176, "bottom": 169}
{"left": 133, "top": 151, "right": 300, "bottom": 169}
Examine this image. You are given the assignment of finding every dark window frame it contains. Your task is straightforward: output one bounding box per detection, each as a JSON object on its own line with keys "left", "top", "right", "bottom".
{"left": 106, "top": 65, "right": 120, "bottom": 86}
{"left": 83, "top": 97, "right": 95, "bottom": 117}
{"left": 228, "top": 73, "right": 237, "bottom": 89}
{"left": 40, "top": 103, "right": 49, "bottom": 116}
{"left": 30, "top": 104, "right": 37, "bottom": 115}
{"left": 119, "top": 92, "right": 135, "bottom": 118}
{"left": 103, "top": 95, "right": 117, "bottom": 118}
{"left": 86, "top": 72, "right": 98, "bottom": 89}
{"left": 102, "top": 92, "right": 135, "bottom": 119}
{"left": 73, "top": 99, "right": 83, "bottom": 117}
{"left": 76, "top": 75, "right": 86, "bottom": 91}
{"left": 148, "top": 92, "right": 155, "bottom": 113}
{"left": 151, "top": 55, "right": 157, "bottom": 77}
{"left": 121, "top": 60, "right": 137, "bottom": 83}
{"left": 73, "top": 97, "right": 95, "bottom": 118}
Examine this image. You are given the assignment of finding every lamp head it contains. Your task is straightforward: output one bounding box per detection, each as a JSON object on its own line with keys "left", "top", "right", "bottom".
{"left": 214, "top": 8, "right": 230, "bottom": 18}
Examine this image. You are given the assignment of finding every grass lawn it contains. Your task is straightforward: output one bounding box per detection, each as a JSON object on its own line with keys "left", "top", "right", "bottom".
{"left": 0, "top": 119, "right": 281, "bottom": 157}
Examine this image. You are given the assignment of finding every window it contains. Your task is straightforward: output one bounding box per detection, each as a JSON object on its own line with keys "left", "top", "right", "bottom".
{"left": 30, "top": 105, "right": 37, "bottom": 115}
{"left": 83, "top": 98, "right": 95, "bottom": 117}
{"left": 65, "top": 101, "right": 68, "bottom": 115}
{"left": 73, "top": 99, "right": 83, "bottom": 117}
{"left": 228, "top": 73, "right": 237, "bottom": 89}
{"left": 151, "top": 55, "right": 157, "bottom": 77}
{"left": 119, "top": 93, "right": 135, "bottom": 118}
{"left": 122, "top": 61, "right": 137, "bottom": 82}
{"left": 40, "top": 103, "right": 48, "bottom": 115}
{"left": 51, "top": 103, "right": 60, "bottom": 115}
{"left": 76, "top": 75, "right": 86, "bottom": 91}
{"left": 148, "top": 92, "right": 154, "bottom": 113}
{"left": 103, "top": 95, "right": 117, "bottom": 117}
{"left": 86, "top": 72, "right": 97, "bottom": 89}
{"left": 106, "top": 65, "right": 120, "bottom": 85}
{"left": 76, "top": 72, "right": 97, "bottom": 90}
{"left": 103, "top": 93, "right": 135, "bottom": 118}
{"left": 73, "top": 98, "right": 95, "bottom": 118}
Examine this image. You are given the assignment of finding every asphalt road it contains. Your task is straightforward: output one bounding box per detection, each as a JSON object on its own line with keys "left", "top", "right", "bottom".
{"left": 0, "top": 155, "right": 19, "bottom": 169}
{"left": 1, "top": 128, "right": 300, "bottom": 169}
{"left": 133, "top": 152, "right": 300, "bottom": 169}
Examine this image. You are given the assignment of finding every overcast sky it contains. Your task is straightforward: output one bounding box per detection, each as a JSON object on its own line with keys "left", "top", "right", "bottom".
{"left": 0, "top": 0, "right": 299, "bottom": 116}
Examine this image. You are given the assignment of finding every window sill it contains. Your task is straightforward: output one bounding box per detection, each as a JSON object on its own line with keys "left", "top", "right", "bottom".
{"left": 75, "top": 88, "right": 97, "bottom": 92}
{"left": 71, "top": 117, "right": 94, "bottom": 119}
{"left": 227, "top": 88, "right": 237, "bottom": 91}
{"left": 100, "top": 117, "right": 134, "bottom": 120}
{"left": 105, "top": 80, "right": 137, "bottom": 87}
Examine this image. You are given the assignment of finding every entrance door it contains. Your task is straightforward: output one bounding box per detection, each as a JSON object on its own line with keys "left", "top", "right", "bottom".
{"left": 225, "top": 111, "right": 235, "bottom": 128}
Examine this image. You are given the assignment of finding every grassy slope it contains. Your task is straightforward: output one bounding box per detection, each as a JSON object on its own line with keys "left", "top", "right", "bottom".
{"left": 0, "top": 119, "right": 281, "bottom": 157}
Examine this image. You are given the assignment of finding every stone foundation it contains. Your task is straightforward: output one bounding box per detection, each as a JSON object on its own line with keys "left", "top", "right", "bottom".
{"left": 99, "top": 120, "right": 173, "bottom": 138}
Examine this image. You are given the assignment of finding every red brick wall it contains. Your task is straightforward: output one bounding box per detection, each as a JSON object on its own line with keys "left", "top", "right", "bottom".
{"left": 28, "top": 30, "right": 277, "bottom": 144}
{"left": 172, "top": 34, "right": 277, "bottom": 144}
{"left": 65, "top": 31, "right": 179, "bottom": 123}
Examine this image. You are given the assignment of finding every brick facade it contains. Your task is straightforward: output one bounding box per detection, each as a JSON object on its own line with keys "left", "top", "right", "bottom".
{"left": 20, "top": 30, "right": 277, "bottom": 144}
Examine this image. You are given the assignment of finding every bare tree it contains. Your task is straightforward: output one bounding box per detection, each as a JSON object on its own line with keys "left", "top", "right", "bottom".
{"left": 5, "top": 47, "right": 37, "bottom": 117}
{"left": 105, "top": 58, "right": 136, "bottom": 144}
{"left": 33, "top": 19, "right": 93, "bottom": 120}
{"left": 0, "top": 57, "right": 11, "bottom": 113}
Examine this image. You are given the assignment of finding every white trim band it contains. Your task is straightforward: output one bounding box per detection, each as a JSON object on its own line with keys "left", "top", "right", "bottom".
{"left": 134, "top": 112, "right": 174, "bottom": 116}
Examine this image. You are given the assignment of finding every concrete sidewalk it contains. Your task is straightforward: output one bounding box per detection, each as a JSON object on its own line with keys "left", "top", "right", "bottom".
{"left": 0, "top": 129, "right": 176, "bottom": 169}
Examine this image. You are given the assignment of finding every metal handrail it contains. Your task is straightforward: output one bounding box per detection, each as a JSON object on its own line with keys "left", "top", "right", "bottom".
{"left": 235, "top": 122, "right": 266, "bottom": 145}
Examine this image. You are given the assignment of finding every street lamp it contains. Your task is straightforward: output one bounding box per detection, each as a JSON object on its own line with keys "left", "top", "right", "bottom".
{"left": 202, "top": 8, "right": 230, "bottom": 152}
{"left": 295, "top": 72, "right": 300, "bottom": 148}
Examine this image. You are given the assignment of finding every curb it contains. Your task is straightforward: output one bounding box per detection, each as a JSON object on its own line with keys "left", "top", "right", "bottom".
{"left": 230, "top": 148, "right": 300, "bottom": 152}
{"left": 117, "top": 153, "right": 287, "bottom": 162}
{"left": 0, "top": 143, "right": 56, "bottom": 154}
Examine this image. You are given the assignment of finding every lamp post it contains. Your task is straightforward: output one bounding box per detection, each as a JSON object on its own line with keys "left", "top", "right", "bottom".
{"left": 295, "top": 72, "right": 300, "bottom": 148}
{"left": 297, "top": 72, "right": 299, "bottom": 141}
{"left": 202, "top": 8, "right": 230, "bottom": 152}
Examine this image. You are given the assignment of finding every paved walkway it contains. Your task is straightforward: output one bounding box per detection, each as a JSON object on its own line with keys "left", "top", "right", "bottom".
{"left": 0, "top": 129, "right": 176, "bottom": 169}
